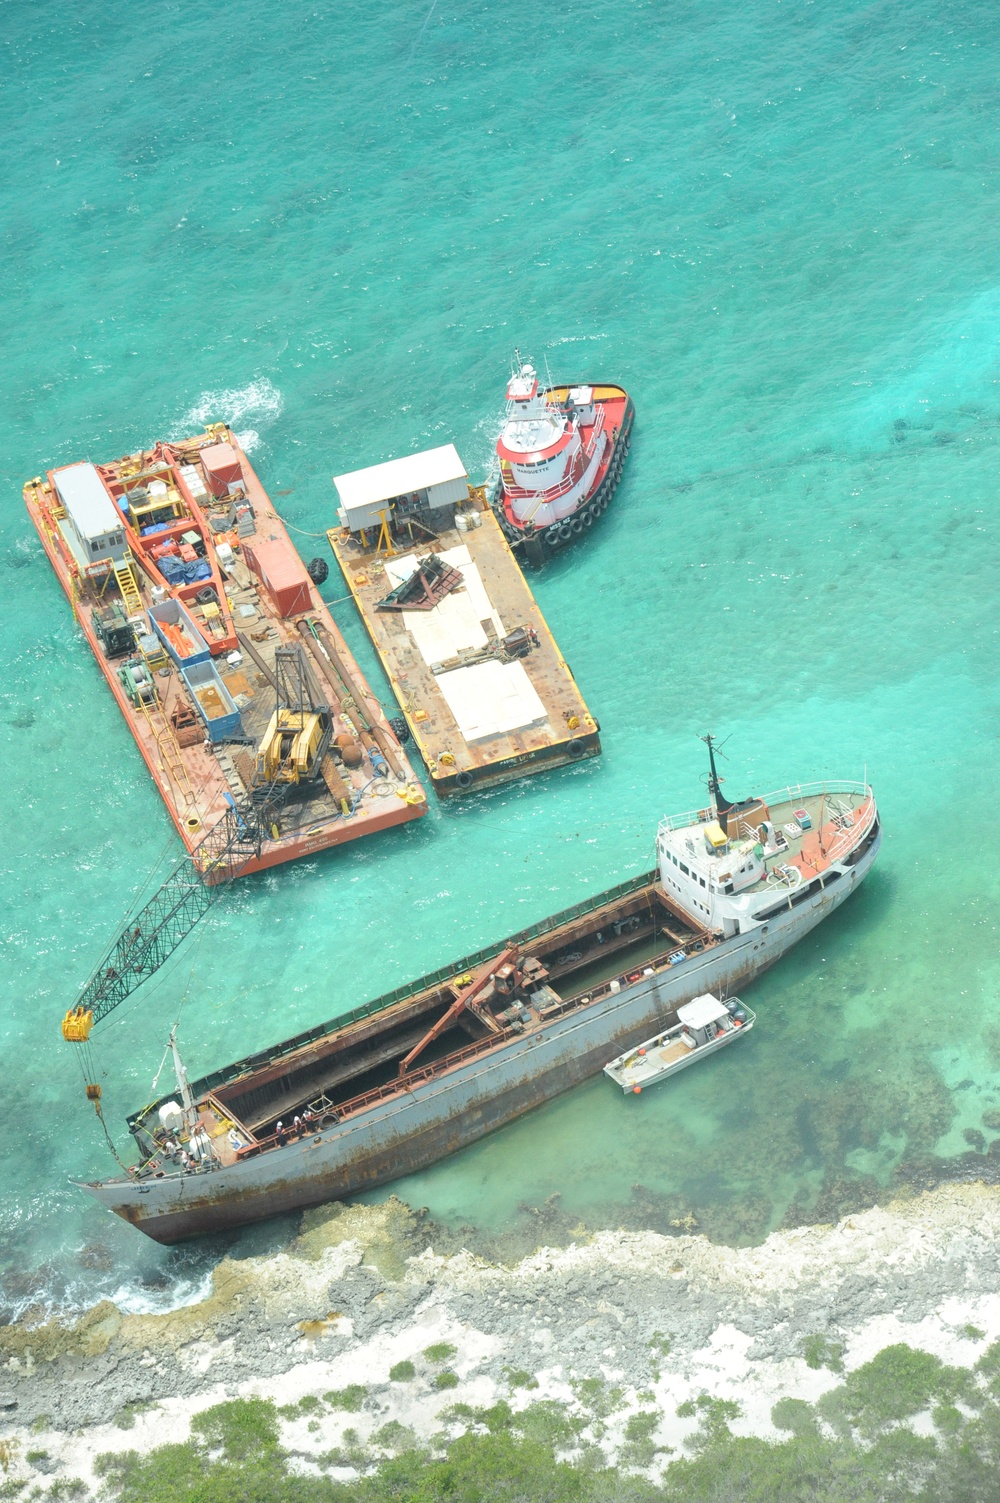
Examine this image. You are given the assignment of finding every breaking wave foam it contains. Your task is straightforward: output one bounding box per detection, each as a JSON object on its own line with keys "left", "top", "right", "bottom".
{"left": 172, "top": 378, "right": 283, "bottom": 453}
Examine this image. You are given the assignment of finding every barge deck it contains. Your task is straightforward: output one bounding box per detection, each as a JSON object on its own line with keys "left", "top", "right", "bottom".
{"left": 25, "top": 427, "right": 426, "bottom": 876}
{"left": 327, "top": 473, "right": 600, "bottom": 797}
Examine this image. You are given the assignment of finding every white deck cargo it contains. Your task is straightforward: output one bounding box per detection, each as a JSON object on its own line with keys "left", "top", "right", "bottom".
{"left": 384, "top": 545, "right": 546, "bottom": 742}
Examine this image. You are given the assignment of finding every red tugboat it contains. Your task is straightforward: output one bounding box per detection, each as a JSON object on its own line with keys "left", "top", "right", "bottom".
{"left": 491, "top": 357, "right": 634, "bottom": 566}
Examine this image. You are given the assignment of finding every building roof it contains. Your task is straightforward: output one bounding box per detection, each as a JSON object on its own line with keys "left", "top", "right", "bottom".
{"left": 333, "top": 444, "right": 467, "bottom": 511}
{"left": 53, "top": 463, "right": 120, "bottom": 539}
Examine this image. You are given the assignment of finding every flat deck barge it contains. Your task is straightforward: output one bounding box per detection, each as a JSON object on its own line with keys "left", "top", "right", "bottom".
{"left": 327, "top": 445, "right": 600, "bottom": 797}
{"left": 25, "top": 425, "right": 426, "bottom": 876}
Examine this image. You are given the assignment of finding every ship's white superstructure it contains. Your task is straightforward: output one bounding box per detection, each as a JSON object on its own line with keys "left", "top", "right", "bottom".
{"left": 497, "top": 365, "right": 608, "bottom": 527}
{"left": 657, "top": 767, "right": 878, "bottom": 942}
{"left": 493, "top": 357, "right": 633, "bottom": 552}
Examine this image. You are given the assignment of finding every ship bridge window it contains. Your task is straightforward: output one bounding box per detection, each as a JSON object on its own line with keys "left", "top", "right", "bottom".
{"left": 699, "top": 877, "right": 706, "bottom": 888}
{"left": 680, "top": 862, "right": 689, "bottom": 876}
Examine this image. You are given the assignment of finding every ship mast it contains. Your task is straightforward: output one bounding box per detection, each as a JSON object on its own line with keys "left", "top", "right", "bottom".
{"left": 701, "top": 733, "right": 733, "bottom": 817}
{"left": 169, "top": 1025, "right": 197, "bottom": 1131}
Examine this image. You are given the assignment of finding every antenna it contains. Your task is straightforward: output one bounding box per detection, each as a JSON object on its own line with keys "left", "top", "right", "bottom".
{"left": 700, "top": 732, "right": 734, "bottom": 816}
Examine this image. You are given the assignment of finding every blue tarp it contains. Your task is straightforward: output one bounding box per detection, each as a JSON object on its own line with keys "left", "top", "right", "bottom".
{"left": 158, "top": 557, "right": 211, "bottom": 586}
{"left": 140, "top": 522, "right": 172, "bottom": 536}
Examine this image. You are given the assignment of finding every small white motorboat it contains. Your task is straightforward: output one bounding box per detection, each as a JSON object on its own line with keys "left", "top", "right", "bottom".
{"left": 604, "top": 993, "right": 755, "bottom": 1095}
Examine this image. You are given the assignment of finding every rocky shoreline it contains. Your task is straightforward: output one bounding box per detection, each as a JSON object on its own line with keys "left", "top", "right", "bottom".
{"left": 3, "top": 1181, "right": 1000, "bottom": 1493}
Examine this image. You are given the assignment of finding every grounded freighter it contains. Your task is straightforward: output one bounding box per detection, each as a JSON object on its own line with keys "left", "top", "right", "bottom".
{"left": 77, "top": 740, "right": 881, "bottom": 1243}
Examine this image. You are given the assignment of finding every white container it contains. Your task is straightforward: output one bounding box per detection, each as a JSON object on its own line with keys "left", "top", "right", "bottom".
{"left": 158, "top": 1101, "right": 183, "bottom": 1132}
{"left": 454, "top": 511, "right": 469, "bottom": 533}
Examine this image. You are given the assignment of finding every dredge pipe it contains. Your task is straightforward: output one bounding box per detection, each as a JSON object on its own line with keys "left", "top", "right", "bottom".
{"left": 235, "top": 631, "right": 277, "bottom": 689}
{"left": 296, "top": 623, "right": 396, "bottom": 780}
{"left": 305, "top": 620, "right": 407, "bottom": 780}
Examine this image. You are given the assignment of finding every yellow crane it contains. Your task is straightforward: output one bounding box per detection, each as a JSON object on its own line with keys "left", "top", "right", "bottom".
{"left": 254, "top": 644, "right": 333, "bottom": 787}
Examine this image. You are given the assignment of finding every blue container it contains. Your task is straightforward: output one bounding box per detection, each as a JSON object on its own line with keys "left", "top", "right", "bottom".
{"left": 181, "top": 660, "right": 243, "bottom": 743}
{"left": 149, "top": 598, "right": 211, "bottom": 668}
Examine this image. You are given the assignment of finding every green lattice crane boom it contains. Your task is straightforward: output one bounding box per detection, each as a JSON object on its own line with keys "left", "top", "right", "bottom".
{"left": 61, "top": 785, "right": 285, "bottom": 1042}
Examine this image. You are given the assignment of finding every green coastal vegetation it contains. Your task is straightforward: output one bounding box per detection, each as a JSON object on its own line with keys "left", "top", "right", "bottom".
{"left": 6, "top": 1339, "right": 1000, "bottom": 1502}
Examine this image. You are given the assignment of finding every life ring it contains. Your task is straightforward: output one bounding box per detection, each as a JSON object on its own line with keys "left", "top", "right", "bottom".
{"left": 567, "top": 738, "right": 585, "bottom": 757}
{"left": 456, "top": 770, "right": 474, "bottom": 788}
{"left": 570, "top": 517, "right": 584, "bottom": 535}
{"left": 558, "top": 522, "right": 573, "bottom": 544}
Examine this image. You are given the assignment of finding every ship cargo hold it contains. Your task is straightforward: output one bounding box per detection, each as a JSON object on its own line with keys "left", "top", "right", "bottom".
{"left": 326, "top": 444, "right": 600, "bottom": 797}
{"left": 25, "top": 426, "right": 426, "bottom": 878}
{"left": 77, "top": 758, "right": 881, "bottom": 1243}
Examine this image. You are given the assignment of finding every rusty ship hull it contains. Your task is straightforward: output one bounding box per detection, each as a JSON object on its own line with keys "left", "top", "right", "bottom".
{"left": 80, "top": 793, "right": 881, "bottom": 1243}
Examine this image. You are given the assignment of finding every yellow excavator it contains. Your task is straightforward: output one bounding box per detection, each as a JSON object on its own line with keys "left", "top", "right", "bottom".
{"left": 255, "top": 644, "right": 333, "bottom": 786}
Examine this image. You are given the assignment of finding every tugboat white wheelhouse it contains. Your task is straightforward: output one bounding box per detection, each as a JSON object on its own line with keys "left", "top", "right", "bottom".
{"left": 490, "top": 355, "right": 634, "bottom": 566}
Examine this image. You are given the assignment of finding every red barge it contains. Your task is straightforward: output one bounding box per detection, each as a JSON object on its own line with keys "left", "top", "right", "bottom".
{"left": 25, "top": 425, "right": 426, "bottom": 877}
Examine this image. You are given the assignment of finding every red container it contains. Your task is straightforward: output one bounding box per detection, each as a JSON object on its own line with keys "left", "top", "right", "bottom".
{"left": 243, "top": 538, "right": 312, "bottom": 618}
{"left": 201, "top": 442, "right": 244, "bottom": 498}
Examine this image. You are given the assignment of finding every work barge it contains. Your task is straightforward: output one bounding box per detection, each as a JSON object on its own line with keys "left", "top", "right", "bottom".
{"left": 25, "top": 426, "right": 426, "bottom": 878}
{"left": 79, "top": 769, "right": 882, "bottom": 1242}
{"left": 327, "top": 445, "right": 600, "bottom": 797}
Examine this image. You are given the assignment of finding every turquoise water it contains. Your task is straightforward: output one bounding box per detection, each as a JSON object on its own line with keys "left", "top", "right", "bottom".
{"left": 2, "top": 0, "right": 1000, "bottom": 1315}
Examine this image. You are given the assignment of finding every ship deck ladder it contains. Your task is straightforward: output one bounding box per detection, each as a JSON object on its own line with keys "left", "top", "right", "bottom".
{"left": 114, "top": 554, "right": 143, "bottom": 616}
{"left": 136, "top": 688, "right": 198, "bottom": 812}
